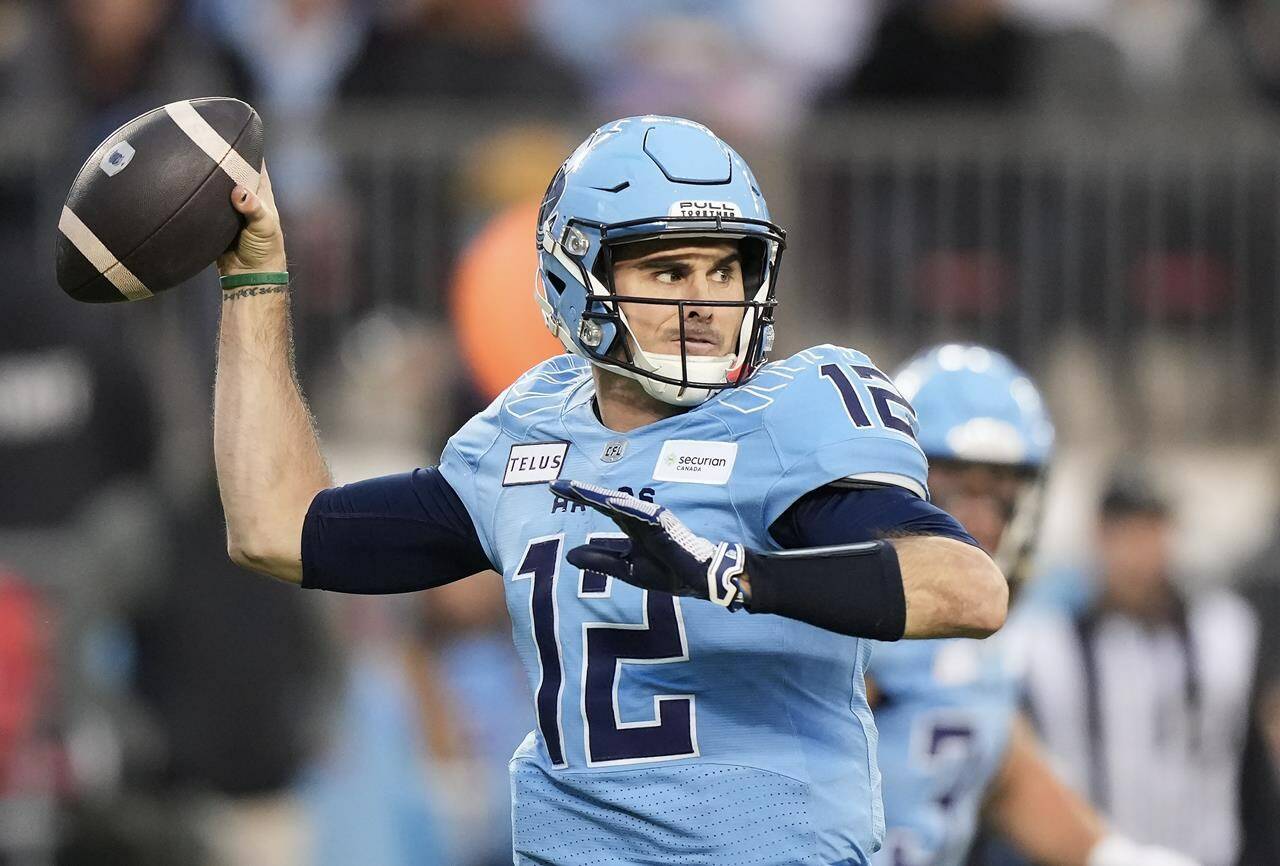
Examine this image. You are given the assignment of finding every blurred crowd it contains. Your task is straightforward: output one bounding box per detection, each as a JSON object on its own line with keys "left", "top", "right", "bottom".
{"left": 1, "top": 0, "right": 1279, "bottom": 863}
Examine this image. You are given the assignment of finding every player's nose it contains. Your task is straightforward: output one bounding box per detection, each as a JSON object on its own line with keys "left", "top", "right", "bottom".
{"left": 682, "top": 274, "right": 718, "bottom": 317}
{"left": 683, "top": 301, "right": 714, "bottom": 322}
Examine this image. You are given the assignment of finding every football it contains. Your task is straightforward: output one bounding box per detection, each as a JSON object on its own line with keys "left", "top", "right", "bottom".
{"left": 55, "top": 97, "right": 264, "bottom": 303}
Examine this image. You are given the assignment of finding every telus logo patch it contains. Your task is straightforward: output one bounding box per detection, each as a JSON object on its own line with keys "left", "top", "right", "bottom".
{"left": 503, "top": 442, "right": 569, "bottom": 486}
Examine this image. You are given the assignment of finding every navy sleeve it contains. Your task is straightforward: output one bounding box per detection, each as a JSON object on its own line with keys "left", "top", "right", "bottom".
{"left": 301, "top": 467, "right": 495, "bottom": 594}
{"left": 769, "top": 483, "right": 980, "bottom": 550}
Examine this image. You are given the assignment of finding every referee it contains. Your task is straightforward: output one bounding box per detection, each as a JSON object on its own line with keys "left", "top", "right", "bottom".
{"left": 1017, "top": 467, "right": 1280, "bottom": 866}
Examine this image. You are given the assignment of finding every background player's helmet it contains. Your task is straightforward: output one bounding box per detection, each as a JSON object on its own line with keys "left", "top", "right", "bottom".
{"left": 535, "top": 116, "right": 786, "bottom": 406}
{"left": 893, "top": 343, "right": 1055, "bottom": 585}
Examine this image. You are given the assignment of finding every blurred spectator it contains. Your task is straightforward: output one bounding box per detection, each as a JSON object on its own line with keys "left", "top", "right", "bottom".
{"left": 1233, "top": 512, "right": 1280, "bottom": 784}
{"left": 191, "top": 0, "right": 368, "bottom": 374}
{"left": 455, "top": 123, "right": 572, "bottom": 226}
{"left": 193, "top": 0, "right": 365, "bottom": 113}
{"left": 0, "top": 177, "right": 166, "bottom": 812}
{"left": 1006, "top": 0, "right": 1240, "bottom": 103}
{"left": 531, "top": 0, "right": 871, "bottom": 138}
{"left": 341, "top": 0, "right": 581, "bottom": 109}
{"left": 129, "top": 479, "right": 334, "bottom": 866}
{"left": 825, "top": 0, "right": 1035, "bottom": 105}
{"left": 410, "top": 578, "right": 533, "bottom": 866}
{"left": 7, "top": 0, "right": 244, "bottom": 151}
{"left": 0, "top": 0, "right": 35, "bottom": 92}
{"left": 0, "top": 271, "right": 157, "bottom": 532}
{"left": 1017, "top": 466, "right": 1280, "bottom": 866}
{"left": 1, "top": 19, "right": 184, "bottom": 846}
{"left": 1217, "top": 0, "right": 1280, "bottom": 106}
{"left": 303, "top": 308, "right": 529, "bottom": 864}
{"left": 313, "top": 308, "right": 459, "bottom": 480}
{"left": 0, "top": 567, "right": 56, "bottom": 864}
{"left": 191, "top": 0, "right": 368, "bottom": 205}
{"left": 298, "top": 310, "right": 465, "bottom": 863}
{"left": 449, "top": 199, "right": 564, "bottom": 402}
{"left": 302, "top": 608, "right": 445, "bottom": 866}
{"left": 448, "top": 123, "right": 571, "bottom": 404}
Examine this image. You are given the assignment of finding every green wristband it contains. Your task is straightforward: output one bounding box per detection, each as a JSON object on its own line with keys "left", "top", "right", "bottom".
{"left": 220, "top": 271, "right": 290, "bottom": 290}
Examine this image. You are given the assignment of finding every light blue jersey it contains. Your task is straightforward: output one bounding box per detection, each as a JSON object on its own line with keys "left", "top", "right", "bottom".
{"left": 869, "top": 636, "right": 1018, "bottom": 866}
{"left": 439, "top": 345, "right": 927, "bottom": 866}
{"left": 874, "top": 342, "right": 1052, "bottom": 866}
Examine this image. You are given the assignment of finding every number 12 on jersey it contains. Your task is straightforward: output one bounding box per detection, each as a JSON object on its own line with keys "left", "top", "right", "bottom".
{"left": 513, "top": 534, "right": 697, "bottom": 769}
{"left": 819, "top": 362, "right": 917, "bottom": 439}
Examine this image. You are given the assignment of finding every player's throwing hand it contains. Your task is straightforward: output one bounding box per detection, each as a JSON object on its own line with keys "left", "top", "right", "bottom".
{"left": 217, "top": 161, "right": 287, "bottom": 276}
{"left": 553, "top": 480, "right": 746, "bottom": 608}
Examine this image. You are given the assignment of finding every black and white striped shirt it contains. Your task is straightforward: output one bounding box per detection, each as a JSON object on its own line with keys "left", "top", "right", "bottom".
{"left": 1013, "top": 590, "right": 1271, "bottom": 866}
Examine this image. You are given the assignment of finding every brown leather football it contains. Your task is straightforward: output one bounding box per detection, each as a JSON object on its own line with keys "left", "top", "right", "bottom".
{"left": 55, "top": 97, "right": 264, "bottom": 303}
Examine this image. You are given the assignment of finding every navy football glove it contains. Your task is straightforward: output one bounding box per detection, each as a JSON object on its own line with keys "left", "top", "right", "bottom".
{"left": 551, "top": 479, "right": 746, "bottom": 608}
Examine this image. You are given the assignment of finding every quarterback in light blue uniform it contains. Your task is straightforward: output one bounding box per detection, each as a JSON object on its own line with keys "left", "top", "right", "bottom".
{"left": 441, "top": 345, "right": 920, "bottom": 863}
{"left": 272, "top": 118, "right": 1009, "bottom": 866}
{"left": 430, "top": 118, "right": 999, "bottom": 866}
{"left": 869, "top": 345, "right": 1201, "bottom": 866}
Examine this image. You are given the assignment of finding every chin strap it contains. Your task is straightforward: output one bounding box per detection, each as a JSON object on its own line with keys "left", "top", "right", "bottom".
{"left": 630, "top": 352, "right": 737, "bottom": 407}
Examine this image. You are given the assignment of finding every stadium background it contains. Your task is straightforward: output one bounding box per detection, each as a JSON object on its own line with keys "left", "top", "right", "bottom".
{"left": 0, "top": 0, "right": 1278, "bottom": 863}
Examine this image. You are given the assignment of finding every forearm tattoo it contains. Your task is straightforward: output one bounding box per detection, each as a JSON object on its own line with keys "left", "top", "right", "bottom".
{"left": 222, "top": 284, "right": 288, "bottom": 302}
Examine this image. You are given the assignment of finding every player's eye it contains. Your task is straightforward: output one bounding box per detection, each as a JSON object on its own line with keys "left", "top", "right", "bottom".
{"left": 654, "top": 269, "right": 684, "bottom": 285}
{"left": 710, "top": 267, "right": 733, "bottom": 283}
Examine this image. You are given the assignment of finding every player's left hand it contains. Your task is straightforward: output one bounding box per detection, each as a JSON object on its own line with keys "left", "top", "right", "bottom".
{"left": 552, "top": 480, "right": 746, "bottom": 608}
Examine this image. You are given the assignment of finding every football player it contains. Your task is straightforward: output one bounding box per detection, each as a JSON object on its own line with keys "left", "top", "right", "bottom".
{"left": 213, "top": 117, "right": 1008, "bottom": 865}
{"left": 870, "top": 344, "right": 1199, "bottom": 866}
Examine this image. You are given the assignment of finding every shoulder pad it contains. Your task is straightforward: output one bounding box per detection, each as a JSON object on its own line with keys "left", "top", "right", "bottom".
{"left": 443, "top": 354, "right": 588, "bottom": 470}
{"left": 497, "top": 353, "right": 591, "bottom": 439}
{"left": 719, "top": 346, "right": 896, "bottom": 423}
{"left": 438, "top": 354, "right": 586, "bottom": 561}
{"left": 717, "top": 345, "right": 930, "bottom": 527}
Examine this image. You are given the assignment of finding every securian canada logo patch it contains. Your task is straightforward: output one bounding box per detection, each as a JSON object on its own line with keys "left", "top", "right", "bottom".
{"left": 667, "top": 200, "right": 742, "bottom": 219}
{"left": 652, "top": 440, "right": 737, "bottom": 485}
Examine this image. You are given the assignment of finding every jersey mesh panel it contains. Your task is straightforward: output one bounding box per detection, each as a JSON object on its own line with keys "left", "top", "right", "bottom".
{"left": 511, "top": 762, "right": 817, "bottom": 864}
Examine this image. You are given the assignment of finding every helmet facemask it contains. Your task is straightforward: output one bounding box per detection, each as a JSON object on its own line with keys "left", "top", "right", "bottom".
{"left": 928, "top": 459, "right": 1047, "bottom": 593}
{"left": 558, "top": 219, "right": 782, "bottom": 407}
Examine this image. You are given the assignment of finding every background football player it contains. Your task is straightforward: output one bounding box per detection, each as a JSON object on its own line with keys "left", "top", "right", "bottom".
{"left": 211, "top": 116, "right": 1010, "bottom": 864}
{"left": 870, "top": 343, "right": 1199, "bottom": 866}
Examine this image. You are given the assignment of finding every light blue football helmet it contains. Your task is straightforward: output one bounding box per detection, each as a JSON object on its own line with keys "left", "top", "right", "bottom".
{"left": 535, "top": 116, "right": 786, "bottom": 406}
{"left": 894, "top": 343, "right": 1055, "bottom": 583}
